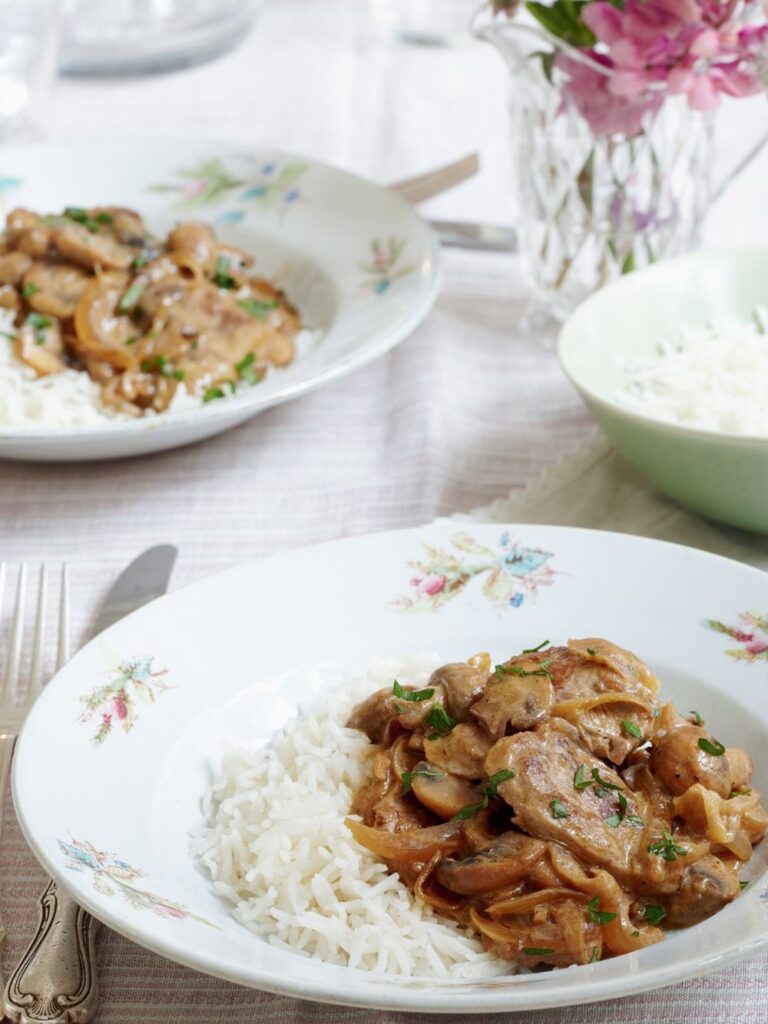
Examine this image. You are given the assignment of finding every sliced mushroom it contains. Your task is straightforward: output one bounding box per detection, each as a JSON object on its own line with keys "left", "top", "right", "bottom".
{"left": 428, "top": 659, "right": 488, "bottom": 719}
{"left": 409, "top": 761, "right": 481, "bottom": 819}
{"left": 72, "top": 272, "right": 140, "bottom": 371}
{"left": 23, "top": 262, "right": 91, "bottom": 319}
{"left": 5, "top": 208, "right": 53, "bottom": 258}
{"left": 0, "top": 250, "right": 32, "bottom": 286}
{"left": 650, "top": 724, "right": 731, "bottom": 798}
{"left": 167, "top": 222, "right": 216, "bottom": 274}
{"left": 14, "top": 317, "right": 65, "bottom": 376}
{"left": 423, "top": 722, "right": 494, "bottom": 778}
{"left": 471, "top": 670, "right": 553, "bottom": 737}
{"left": 436, "top": 831, "right": 547, "bottom": 896}
{"left": 54, "top": 222, "right": 135, "bottom": 271}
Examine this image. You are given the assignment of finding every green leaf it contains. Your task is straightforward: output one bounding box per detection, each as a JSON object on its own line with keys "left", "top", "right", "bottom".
{"left": 698, "top": 737, "right": 726, "bottom": 757}
{"left": 239, "top": 297, "right": 278, "bottom": 320}
{"left": 574, "top": 764, "right": 592, "bottom": 791}
{"left": 587, "top": 895, "right": 617, "bottom": 924}
{"left": 522, "top": 639, "right": 550, "bottom": 653}
{"left": 550, "top": 798, "right": 570, "bottom": 819}
{"left": 621, "top": 720, "right": 642, "bottom": 739}
{"left": 392, "top": 680, "right": 435, "bottom": 702}
{"left": 486, "top": 769, "right": 515, "bottom": 798}
{"left": 426, "top": 704, "right": 456, "bottom": 738}
{"left": 642, "top": 904, "right": 666, "bottom": 926}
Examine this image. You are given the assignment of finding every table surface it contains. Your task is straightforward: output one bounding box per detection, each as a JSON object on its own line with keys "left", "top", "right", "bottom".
{"left": 2, "top": 2, "right": 768, "bottom": 1021}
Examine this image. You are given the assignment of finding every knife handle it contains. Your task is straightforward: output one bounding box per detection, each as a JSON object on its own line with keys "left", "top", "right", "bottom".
{"left": 4, "top": 881, "right": 99, "bottom": 1024}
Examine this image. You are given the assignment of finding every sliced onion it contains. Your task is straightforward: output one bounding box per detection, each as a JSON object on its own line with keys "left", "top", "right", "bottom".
{"left": 345, "top": 817, "right": 463, "bottom": 862}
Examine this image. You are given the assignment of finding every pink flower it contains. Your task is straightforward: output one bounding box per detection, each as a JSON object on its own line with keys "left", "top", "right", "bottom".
{"left": 412, "top": 573, "right": 447, "bottom": 597}
{"left": 111, "top": 696, "right": 128, "bottom": 720}
{"left": 182, "top": 180, "right": 207, "bottom": 198}
{"left": 745, "top": 638, "right": 768, "bottom": 655}
{"left": 557, "top": 52, "right": 663, "bottom": 137}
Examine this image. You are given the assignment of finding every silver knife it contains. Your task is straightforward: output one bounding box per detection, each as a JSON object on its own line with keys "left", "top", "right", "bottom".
{"left": 4, "top": 545, "right": 178, "bottom": 1024}
{"left": 429, "top": 219, "right": 518, "bottom": 253}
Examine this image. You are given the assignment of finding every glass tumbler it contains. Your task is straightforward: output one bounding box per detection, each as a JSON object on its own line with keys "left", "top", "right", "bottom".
{"left": 0, "top": 0, "right": 60, "bottom": 141}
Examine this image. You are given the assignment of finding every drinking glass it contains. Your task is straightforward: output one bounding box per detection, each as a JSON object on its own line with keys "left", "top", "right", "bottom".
{"left": 0, "top": 0, "right": 60, "bottom": 141}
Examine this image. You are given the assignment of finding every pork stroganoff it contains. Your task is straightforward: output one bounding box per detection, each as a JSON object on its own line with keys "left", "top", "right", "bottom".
{"left": 346, "top": 638, "right": 767, "bottom": 969}
{"left": 199, "top": 639, "right": 766, "bottom": 977}
{"left": 0, "top": 206, "right": 299, "bottom": 420}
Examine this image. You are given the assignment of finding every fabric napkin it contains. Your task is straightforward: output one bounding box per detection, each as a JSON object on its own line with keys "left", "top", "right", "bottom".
{"left": 460, "top": 430, "right": 768, "bottom": 571}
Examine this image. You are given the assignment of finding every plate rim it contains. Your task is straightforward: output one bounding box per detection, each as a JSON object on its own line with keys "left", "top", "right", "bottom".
{"left": 12, "top": 523, "right": 768, "bottom": 1011}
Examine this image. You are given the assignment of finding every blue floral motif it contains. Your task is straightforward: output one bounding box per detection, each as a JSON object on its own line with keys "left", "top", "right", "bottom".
{"left": 394, "top": 532, "right": 557, "bottom": 613}
{"left": 149, "top": 157, "right": 307, "bottom": 216}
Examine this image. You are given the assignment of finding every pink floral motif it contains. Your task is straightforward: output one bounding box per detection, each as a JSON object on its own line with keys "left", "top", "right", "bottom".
{"left": 395, "top": 531, "right": 557, "bottom": 613}
{"left": 360, "top": 238, "right": 415, "bottom": 295}
{"left": 59, "top": 838, "right": 215, "bottom": 927}
{"left": 79, "top": 656, "right": 171, "bottom": 744}
{"left": 705, "top": 612, "right": 768, "bottom": 663}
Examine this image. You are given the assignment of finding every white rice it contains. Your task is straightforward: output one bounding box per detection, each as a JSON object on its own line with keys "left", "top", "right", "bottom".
{"left": 194, "top": 655, "right": 510, "bottom": 979}
{"left": 0, "top": 308, "right": 317, "bottom": 429}
{"left": 617, "top": 307, "right": 768, "bottom": 437}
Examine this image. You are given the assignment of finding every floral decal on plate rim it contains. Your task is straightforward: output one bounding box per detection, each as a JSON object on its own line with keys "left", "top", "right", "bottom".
{"left": 79, "top": 655, "right": 171, "bottom": 744}
{"left": 704, "top": 613, "right": 768, "bottom": 663}
{"left": 394, "top": 531, "right": 557, "bottom": 613}
{"left": 149, "top": 155, "right": 307, "bottom": 221}
{"left": 59, "top": 838, "right": 215, "bottom": 927}
{"left": 360, "top": 237, "right": 415, "bottom": 295}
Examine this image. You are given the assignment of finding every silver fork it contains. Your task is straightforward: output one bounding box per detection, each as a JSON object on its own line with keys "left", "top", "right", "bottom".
{"left": 0, "top": 565, "right": 82, "bottom": 1023}
{"left": 389, "top": 152, "right": 480, "bottom": 204}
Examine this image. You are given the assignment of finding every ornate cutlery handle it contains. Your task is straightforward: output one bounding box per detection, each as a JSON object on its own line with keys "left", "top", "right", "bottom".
{"left": 4, "top": 881, "right": 98, "bottom": 1024}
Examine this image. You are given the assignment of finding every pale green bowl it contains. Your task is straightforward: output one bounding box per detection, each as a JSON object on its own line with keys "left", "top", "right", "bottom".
{"left": 558, "top": 248, "right": 768, "bottom": 534}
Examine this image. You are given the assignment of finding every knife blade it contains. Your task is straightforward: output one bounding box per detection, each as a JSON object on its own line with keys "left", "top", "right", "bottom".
{"left": 429, "top": 218, "right": 518, "bottom": 254}
{"left": 92, "top": 544, "right": 178, "bottom": 635}
{"left": 4, "top": 545, "right": 178, "bottom": 1024}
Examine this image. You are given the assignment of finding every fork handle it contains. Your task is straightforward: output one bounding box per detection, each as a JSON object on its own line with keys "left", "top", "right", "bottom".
{"left": 4, "top": 881, "right": 98, "bottom": 1024}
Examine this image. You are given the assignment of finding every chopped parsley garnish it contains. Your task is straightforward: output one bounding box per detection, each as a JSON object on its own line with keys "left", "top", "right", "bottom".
{"left": 117, "top": 281, "right": 145, "bottom": 314}
{"left": 740, "top": 880, "right": 750, "bottom": 890}
{"left": 392, "top": 680, "right": 435, "bottom": 702}
{"left": 586, "top": 647, "right": 597, "bottom": 656}
{"left": 698, "top": 737, "right": 726, "bottom": 757}
{"left": 131, "top": 254, "right": 147, "bottom": 270}
{"left": 642, "top": 904, "right": 666, "bottom": 926}
{"left": 140, "top": 355, "right": 184, "bottom": 380}
{"left": 626, "top": 814, "right": 645, "bottom": 828}
{"left": 587, "top": 896, "right": 617, "bottom": 924}
{"left": 621, "top": 720, "right": 642, "bottom": 739}
{"left": 689, "top": 709, "right": 703, "bottom": 726}
{"left": 591, "top": 768, "right": 621, "bottom": 792}
{"left": 452, "top": 797, "right": 489, "bottom": 821}
{"left": 235, "top": 351, "right": 261, "bottom": 385}
{"left": 202, "top": 386, "right": 227, "bottom": 403}
{"left": 574, "top": 764, "right": 592, "bottom": 791}
{"left": 605, "top": 791, "right": 629, "bottom": 828}
{"left": 26, "top": 312, "right": 52, "bottom": 345}
{"left": 648, "top": 831, "right": 687, "bottom": 862}
{"left": 485, "top": 769, "right": 515, "bottom": 799}
{"left": 426, "top": 704, "right": 456, "bottom": 738}
{"left": 631, "top": 930, "right": 640, "bottom": 937}
{"left": 212, "top": 255, "right": 237, "bottom": 289}
{"left": 522, "top": 640, "right": 550, "bottom": 653}
{"left": 730, "top": 788, "right": 752, "bottom": 798}
{"left": 401, "top": 766, "right": 445, "bottom": 795}
{"left": 238, "top": 297, "right": 278, "bottom": 320}
{"left": 523, "top": 947, "right": 554, "bottom": 957}
{"left": 495, "top": 659, "right": 553, "bottom": 680}
{"left": 21, "top": 282, "right": 40, "bottom": 298}
{"left": 451, "top": 770, "right": 515, "bottom": 820}
{"left": 550, "top": 798, "right": 570, "bottom": 819}
{"left": 124, "top": 336, "right": 139, "bottom": 345}
{"left": 64, "top": 206, "right": 104, "bottom": 232}
{"left": 589, "top": 946, "right": 600, "bottom": 963}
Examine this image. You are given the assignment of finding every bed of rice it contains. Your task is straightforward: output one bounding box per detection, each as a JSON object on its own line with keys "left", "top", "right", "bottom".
{"left": 0, "top": 308, "right": 317, "bottom": 429}
{"left": 194, "top": 655, "right": 511, "bottom": 979}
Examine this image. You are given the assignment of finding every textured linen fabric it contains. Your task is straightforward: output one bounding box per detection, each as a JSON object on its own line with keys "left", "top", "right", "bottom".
{"left": 1, "top": 0, "right": 768, "bottom": 1021}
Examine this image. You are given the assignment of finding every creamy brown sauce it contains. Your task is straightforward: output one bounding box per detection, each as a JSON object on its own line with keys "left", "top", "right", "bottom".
{"left": 345, "top": 639, "right": 767, "bottom": 969}
{"left": 0, "top": 206, "right": 299, "bottom": 415}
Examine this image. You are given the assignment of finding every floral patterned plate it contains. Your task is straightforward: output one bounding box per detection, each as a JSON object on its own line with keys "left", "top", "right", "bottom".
{"left": 13, "top": 525, "right": 768, "bottom": 1012}
{"left": 0, "top": 139, "right": 440, "bottom": 462}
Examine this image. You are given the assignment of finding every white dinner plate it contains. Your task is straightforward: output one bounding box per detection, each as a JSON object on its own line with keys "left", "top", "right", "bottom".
{"left": 13, "top": 525, "right": 768, "bottom": 1012}
{"left": 0, "top": 139, "right": 440, "bottom": 461}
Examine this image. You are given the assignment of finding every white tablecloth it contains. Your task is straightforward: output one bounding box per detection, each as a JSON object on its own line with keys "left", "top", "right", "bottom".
{"left": 1, "top": 2, "right": 768, "bottom": 1021}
